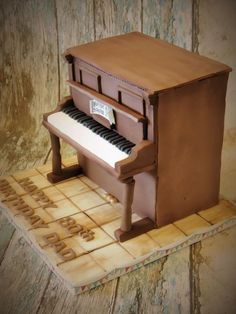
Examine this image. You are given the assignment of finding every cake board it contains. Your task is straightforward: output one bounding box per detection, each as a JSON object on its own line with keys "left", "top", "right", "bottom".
{"left": 1, "top": 156, "right": 236, "bottom": 295}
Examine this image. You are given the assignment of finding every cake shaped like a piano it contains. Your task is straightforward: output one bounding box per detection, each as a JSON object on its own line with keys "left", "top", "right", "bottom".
{"left": 43, "top": 32, "right": 231, "bottom": 242}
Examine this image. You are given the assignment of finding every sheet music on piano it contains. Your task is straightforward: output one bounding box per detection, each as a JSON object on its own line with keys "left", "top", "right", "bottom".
{"left": 89, "top": 99, "right": 116, "bottom": 126}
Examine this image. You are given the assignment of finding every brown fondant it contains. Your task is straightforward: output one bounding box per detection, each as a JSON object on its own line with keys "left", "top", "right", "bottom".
{"left": 65, "top": 32, "right": 231, "bottom": 94}
{"left": 47, "top": 164, "right": 82, "bottom": 184}
{"left": 43, "top": 32, "right": 231, "bottom": 242}
{"left": 115, "top": 217, "right": 156, "bottom": 242}
{"left": 156, "top": 73, "right": 229, "bottom": 226}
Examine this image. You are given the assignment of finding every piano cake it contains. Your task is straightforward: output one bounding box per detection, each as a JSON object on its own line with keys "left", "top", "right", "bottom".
{"left": 43, "top": 32, "right": 231, "bottom": 242}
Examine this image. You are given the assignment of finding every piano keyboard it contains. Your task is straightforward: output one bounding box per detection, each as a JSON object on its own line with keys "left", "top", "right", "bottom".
{"left": 47, "top": 105, "right": 135, "bottom": 168}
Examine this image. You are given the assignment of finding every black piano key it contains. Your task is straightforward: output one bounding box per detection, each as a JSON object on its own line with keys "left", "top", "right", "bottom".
{"left": 115, "top": 139, "right": 128, "bottom": 149}
{"left": 70, "top": 111, "right": 85, "bottom": 119}
{"left": 125, "top": 147, "right": 133, "bottom": 154}
{"left": 81, "top": 119, "right": 94, "bottom": 127}
{"left": 62, "top": 105, "right": 74, "bottom": 113}
{"left": 86, "top": 121, "right": 100, "bottom": 129}
{"left": 75, "top": 114, "right": 87, "bottom": 122}
{"left": 64, "top": 107, "right": 78, "bottom": 114}
{"left": 82, "top": 118, "right": 95, "bottom": 127}
{"left": 95, "top": 127, "right": 107, "bottom": 135}
{"left": 124, "top": 144, "right": 135, "bottom": 152}
{"left": 89, "top": 124, "right": 100, "bottom": 132}
{"left": 119, "top": 142, "right": 134, "bottom": 151}
{"left": 93, "top": 125, "right": 106, "bottom": 134}
{"left": 67, "top": 110, "right": 79, "bottom": 117}
{"left": 68, "top": 112, "right": 82, "bottom": 119}
{"left": 77, "top": 116, "right": 92, "bottom": 123}
{"left": 91, "top": 124, "right": 104, "bottom": 132}
{"left": 106, "top": 133, "right": 120, "bottom": 142}
{"left": 110, "top": 135, "right": 124, "bottom": 145}
{"left": 122, "top": 141, "right": 134, "bottom": 149}
{"left": 99, "top": 129, "right": 113, "bottom": 138}
{"left": 103, "top": 132, "right": 118, "bottom": 140}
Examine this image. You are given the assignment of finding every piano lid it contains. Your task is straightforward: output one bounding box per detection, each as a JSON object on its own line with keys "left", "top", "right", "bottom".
{"left": 65, "top": 32, "right": 231, "bottom": 96}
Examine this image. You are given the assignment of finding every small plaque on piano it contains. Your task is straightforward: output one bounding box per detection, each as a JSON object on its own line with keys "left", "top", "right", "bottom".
{"left": 90, "top": 99, "right": 115, "bottom": 125}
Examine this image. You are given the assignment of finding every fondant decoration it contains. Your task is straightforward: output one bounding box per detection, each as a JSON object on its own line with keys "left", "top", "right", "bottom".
{"left": 43, "top": 32, "right": 231, "bottom": 241}
{"left": 0, "top": 160, "right": 236, "bottom": 294}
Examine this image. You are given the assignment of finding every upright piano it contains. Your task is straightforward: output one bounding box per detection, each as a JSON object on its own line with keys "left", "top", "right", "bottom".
{"left": 43, "top": 32, "right": 231, "bottom": 241}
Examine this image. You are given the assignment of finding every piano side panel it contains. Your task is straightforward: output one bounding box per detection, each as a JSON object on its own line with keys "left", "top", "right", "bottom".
{"left": 156, "top": 73, "right": 229, "bottom": 226}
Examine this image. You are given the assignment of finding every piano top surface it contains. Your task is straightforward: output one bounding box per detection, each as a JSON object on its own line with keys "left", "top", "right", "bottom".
{"left": 65, "top": 32, "right": 231, "bottom": 95}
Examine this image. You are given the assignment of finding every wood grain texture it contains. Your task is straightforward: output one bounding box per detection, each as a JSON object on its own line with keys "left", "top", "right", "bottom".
{"left": 0, "top": 0, "right": 59, "bottom": 175}
{"left": 0, "top": 223, "right": 235, "bottom": 313}
{"left": 52, "top": 0, "right": 94, "bottom": 160}
{"left": 0, "top": 212, "right": 15, "bottom": 264}
{"left": 191, "top": 226, "right": 236, "bottom": 314}
{"left": 56, "top": 0, "right": 94, "bottom": 98}
{"left": 95, "top": 0, "right": 142, "bottom": 40}
{"left": 0, "top": 231, "right": 51, "bottom": 314}
{"left": 37, "top": 273, "right": 117, "bottom": 314}
{"left": 113, "top": 248, "right": 190, "bottom": 313}
{"left": 143, "top": 0, "right": 193, "bottom": 50}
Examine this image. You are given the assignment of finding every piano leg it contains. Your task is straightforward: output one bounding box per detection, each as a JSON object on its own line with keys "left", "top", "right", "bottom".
{"left": 115, "top": 177, "right": 156, "bottom": 242}
{"left": 50, "top": 132, "right": 62, "bottom": 175}
{"left": 47, "top": 132, "right": 82, "bottom": 183}
{"left": 120, "top": 178, "right": 135, "bottom": 232}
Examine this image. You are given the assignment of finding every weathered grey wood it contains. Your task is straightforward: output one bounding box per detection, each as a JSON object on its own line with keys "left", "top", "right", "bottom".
{"left": 37, "top": 273, "right": 117, "bottom": 314}
{"left": 197, "top": 0, "right": 236, "bottom": 203}
{"left": 0, "top": 222, "right": 236, "bottom": 313}
{"left": 113, "top": 247, "right": 190, "bottom": 314}
{"left": 0, "top": 0, "right": 59, "bottom": 176}
{"left": 143, "top": 0, "right": 193, "bottom": 50}
{"left": 52, "top": 0, "right": 94, "bottom": 159}
{"left": 0, "top": 231, "right": 52, "bottom": 314}
{"left": 0, "top": 211, "right": 15, "bottom": 264}
{"left": 95, "top": 0, "right": 142, "bottom": 40}
{"left": 191, "top": 226, "right": 236, "bottom": 314}
{"left": 56, "top": 0, "right": 94, "bottom": 98}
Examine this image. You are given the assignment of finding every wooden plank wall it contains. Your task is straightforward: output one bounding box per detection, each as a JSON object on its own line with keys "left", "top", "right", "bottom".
{"left": 0, "top": 0, "right": 195, "bottom": 176}
{"left": 0, "top": 0, "right": 59, "bottom": 175}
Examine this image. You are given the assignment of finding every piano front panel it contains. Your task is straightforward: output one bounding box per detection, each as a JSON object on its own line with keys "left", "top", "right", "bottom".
{"left": 79, "top": 154, "right": 157, "bottom": 223}
{"left": 70, "top": 87, "right": 90, "bottom": 115}
{"left": 74, "top": 59, "right": 145, "bottom": 115}
{"left": 68, "top": 63, "right": 74, "bottom": 82}
{"left": 118, "top": 85, "right": 144, "bottom": 115}
{"left": 79, "top": 65, "right": 100, "bottom": 92}
{"left": 70, "top": 85, "right": 144, "bottom": 144}
{"left": 74, "top": 63, "right": 81, "bottom": 83}
{"left": 79, "top": 154, "right": 124, "bottom": 202}
{"left": 114, "top": 113, "right": 143, "bottom": 144}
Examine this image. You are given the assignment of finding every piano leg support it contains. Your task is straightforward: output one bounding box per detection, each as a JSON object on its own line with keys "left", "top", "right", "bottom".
{"left": 120, "top": 178, "right": 135, "bottom": 232}
{"left": 47, "top": 132, "right": 82, "bottom": 183}
{"left": 115, "top": 177, "right": 156, "bottom": 242}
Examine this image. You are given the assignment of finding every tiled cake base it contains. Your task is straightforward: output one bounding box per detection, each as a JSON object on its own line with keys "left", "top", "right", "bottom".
{"left": 1, "top": 156, "right": 236, "bottom": 294}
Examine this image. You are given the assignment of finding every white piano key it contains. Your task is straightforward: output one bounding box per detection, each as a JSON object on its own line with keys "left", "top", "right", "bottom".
{"left": 47, "top": 112, "right": 129, "bottom": 168}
